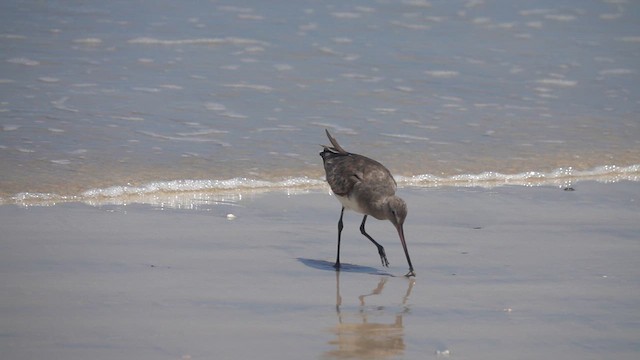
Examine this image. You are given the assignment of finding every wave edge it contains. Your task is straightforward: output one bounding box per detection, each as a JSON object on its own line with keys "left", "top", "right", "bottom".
{"left": 3, "top": 164, "right": 638, "bottom": 207}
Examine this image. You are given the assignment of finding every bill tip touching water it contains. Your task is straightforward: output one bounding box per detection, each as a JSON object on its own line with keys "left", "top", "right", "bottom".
{"left": 320, "top": 129, "right": 415, "bottom": 277}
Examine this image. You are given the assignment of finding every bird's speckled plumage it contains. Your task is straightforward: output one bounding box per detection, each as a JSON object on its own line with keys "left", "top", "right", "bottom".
{"left": 320, "top": 129, "right": 415, "bottom": 277}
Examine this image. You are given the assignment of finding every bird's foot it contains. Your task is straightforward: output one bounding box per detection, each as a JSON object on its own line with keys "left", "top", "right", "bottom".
{"left": 378, "top": 246, "right": 390, "bottom": 268}
{"left": 404, "top": 269, "right": 416, "bottom": 278}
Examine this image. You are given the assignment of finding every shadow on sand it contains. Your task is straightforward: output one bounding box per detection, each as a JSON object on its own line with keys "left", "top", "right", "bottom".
{"left": 297, "top": 258, "right": 395, "bottom": 277}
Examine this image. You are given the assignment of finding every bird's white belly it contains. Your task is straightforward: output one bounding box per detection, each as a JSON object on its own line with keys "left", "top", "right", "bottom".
{"left": 336, "top": 194, "right": 366, "bottom": 214}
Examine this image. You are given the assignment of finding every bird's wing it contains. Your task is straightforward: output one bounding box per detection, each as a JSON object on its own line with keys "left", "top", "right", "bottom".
{"left": 320, "top": 129, "right": 396, "bottom": 197}
{"left": 323, "top": 153, "right": 360, "bottom": 196}
{"left": 351, "top": 154, "right": 397, "bottom": 196}
{"left": 323, "top": 153, "right": 396, "bottom": 197}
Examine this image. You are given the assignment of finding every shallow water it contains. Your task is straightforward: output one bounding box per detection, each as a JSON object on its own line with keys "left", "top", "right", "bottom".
{"left": 1, "top": 0, "right": 639, "bottom": 203}
{"left": 2, "top": 183, "right": 639, "bottom": 359}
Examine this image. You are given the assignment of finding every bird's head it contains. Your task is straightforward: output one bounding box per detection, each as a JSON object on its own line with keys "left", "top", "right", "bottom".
{"left": 386, "top": 195, "right": 407, "bottom": 227}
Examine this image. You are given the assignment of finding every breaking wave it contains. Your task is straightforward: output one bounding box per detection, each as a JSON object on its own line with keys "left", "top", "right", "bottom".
{"left": 4, "top": 164, "right": 639, "bottom": 207}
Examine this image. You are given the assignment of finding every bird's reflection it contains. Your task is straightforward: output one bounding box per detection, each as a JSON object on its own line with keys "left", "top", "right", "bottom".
{"left": 324, "top": 272, "right": 415, "bottom": 359}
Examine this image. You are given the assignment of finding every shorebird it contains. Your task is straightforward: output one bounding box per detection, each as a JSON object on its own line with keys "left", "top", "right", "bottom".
{"left": 320, "top": 129, "right": 415, "bottom": 277}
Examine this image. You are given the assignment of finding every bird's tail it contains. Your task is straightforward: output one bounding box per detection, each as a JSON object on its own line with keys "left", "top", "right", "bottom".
{"left": 321, "top": 129, "right": 348, "bottom": 155}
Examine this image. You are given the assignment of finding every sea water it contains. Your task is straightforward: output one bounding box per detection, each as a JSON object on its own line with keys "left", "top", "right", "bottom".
{"left": 1, "top": 0, "right": 639, "bottom": 205}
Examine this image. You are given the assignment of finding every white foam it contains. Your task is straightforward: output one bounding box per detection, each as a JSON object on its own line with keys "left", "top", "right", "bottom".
{"left": 176, "top": 129, "right": 228, "bottom": 136}
{"left": 6, "top": 57, "right": 39, "bottom": 66}
{"left": 128, "top": 37, "right": 268, "bottom": 46}
{"left": 395, "top": 86, "right": 414, "bottom": 92}
{"left": 311, "top": 122, "right": 358, "bottom": 135}
{"left": 237, "top": 14, "right": 264, "bottom": 20}
{"left": 204, "top": 102, "right": 227, "bottom": 111}
{"left": 535, "top": 78, "right": 577, "bottom": 87}
{"left": 0, "top": 34, "right": 26, "bottom": 39}
{"left": 5, "top": 165, "right": 639, "bottom": 207}
{"left": 398, "top": 164, "right": 640, "bottom": 188}
{"left": 51, "top": 97, "right": 79, "bottom": 112}
{"left": 81, "top": 177, "right": 326, "bottom": 199}
{"left": 425, "top": 70, "right": 459, "bottom": 78}
{"left": 223, "top": 83, "right": 273, "bottom": 92}
{"left": 138, "top": 131, "right": 231, "bottom": 146}
{"left": 373, "top": 108, "right": 398, "bottom": 114}
{"left": 132, "top": 87, "right": 160, "bottom": 93}
{"left": 38, "top": 77, "right": 60, "bottom": 83}
{"left": 111, "top": 116, "right": 144, "bottom": 121}
{"left": 544, "top": 14, "right": 577, "bottom": 21}
{"left": 391, "top": 21, "right": 430, "bottom": 30}
{"left": 598, "top": 68, "right": 635, "bottom": 76}
{"left": 218, "top": 6, "right": 254, "bottom": 13}
{"left": 332, "top": 37, "right": 352, "bottom": 44}
{"left": 331, "top": 12, "right": 362, "bottom": 19}
{"left": 73, "top": 38, "right": 103, "bottom": 45}
{"left": 403, "top": 0, "right": 433, "bottom": 7}
{"left": 256, "top": 126, "right": 300, "bottom": 132}
{"left": 159, "top": 84, "right": 183, "bottom": 90}
{"left": 219, "top": 111, "right": 248, "bottom": 119}
{"left": 519, "top": 9, "right": 553, "bottom": 16}
{"left": 381, "top": 133, "right": 430, "bottom": 141}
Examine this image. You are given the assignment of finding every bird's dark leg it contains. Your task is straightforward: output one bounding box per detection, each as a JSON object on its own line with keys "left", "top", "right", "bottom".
{"left": 334, "top": 207, "right": 345, "bottom": 270}
{"left": 359, "top": 215, "right": 390, "bottom": 267}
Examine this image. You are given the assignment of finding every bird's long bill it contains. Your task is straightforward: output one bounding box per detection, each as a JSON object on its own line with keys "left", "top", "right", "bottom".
{"left": 396, "top": 224, "right": 407, "bottom": 253}
{"left": 395, "top": 223, "right": 414, "bottom": 272}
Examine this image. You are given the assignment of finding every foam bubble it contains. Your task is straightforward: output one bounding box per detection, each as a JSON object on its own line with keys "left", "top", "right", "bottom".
{"left": 544, "top": 14, "right": 576, "bottom": 21}
{"left": 132, "top": 87, "right": 160, "bottom": 93}
{"left": 159, "top": 84, "right": 184, "bottom": 90}
{"left": 138, "top": 131, "right": 231, "bottom": 146}
{"left": 398, "top": 164, "right": 640, "bottom": 188}
{"left": 535, "top": 78, "right": 577, "bottom": 87}
{"left": 598, "top": 69, "right": 635, "bottom": 76}
{"left": 51, "top": 97, "right": 79, "bottom": 112}
{"left": 204, "top": 102, "right": 227, "bottom": 111}
{"left": 38, "top": 77, "right": 60, "bottom": 83}
{"left": 0, "top": 34, "right": 26, "bottom": 39}
{"left": 81, "top": 177, "right": 326, "bottom": 200}
{"left": 73, "top": 38, "right": 103, "bottom": 45}
{"left": 222, "top": 83, "right": 273, "bottom": 92}
{"left": 381, "top": 133, "right": 430, "bottom": 141}
{"left": 425, "top": 70, "right": 459, "bottom": 78}
{"left": 4, "top": 166, "right": 638, "bottom": 207}
{"left": 520, "top": 9, "right": 552, "bottom": 16}
{"left": 311, "top": 122, "right": 358, "bottom": 135}
{"left": 6, "top": 57, "right": 39, "bottom": 66}
{"left": 331, "top": 12, "right": 362, "bottom": 19}
{"left": 128, "top": 37, "right": 268, "bottom": 46}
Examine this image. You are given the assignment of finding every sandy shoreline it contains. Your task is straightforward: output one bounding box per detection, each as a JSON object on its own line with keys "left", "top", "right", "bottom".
{"left": 1, "top": 181, "right": 639, "bottom": 359}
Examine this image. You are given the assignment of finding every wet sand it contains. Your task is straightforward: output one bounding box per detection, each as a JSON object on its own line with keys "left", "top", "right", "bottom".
{"left": 1, "top": 182, "right": 639, "bottom": 360}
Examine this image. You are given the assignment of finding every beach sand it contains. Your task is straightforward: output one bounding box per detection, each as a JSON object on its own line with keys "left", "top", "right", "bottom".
{"left": 1, "top": 181, "right": 639, "bottom": 359}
